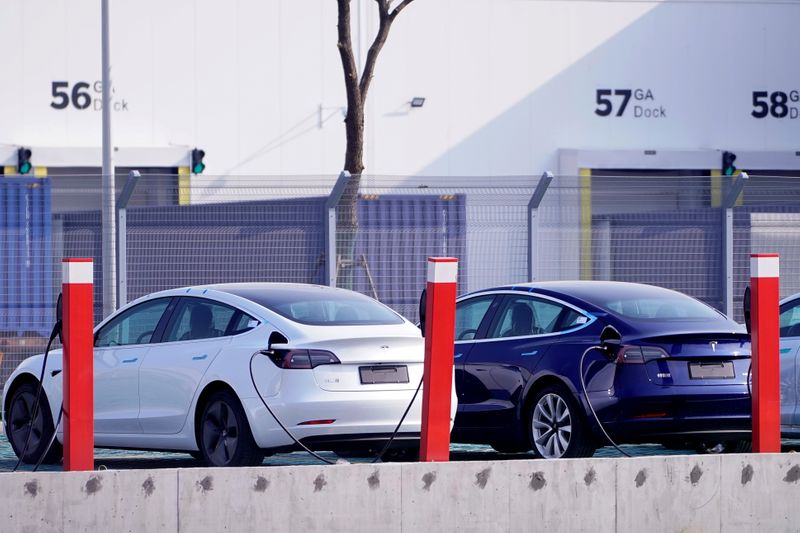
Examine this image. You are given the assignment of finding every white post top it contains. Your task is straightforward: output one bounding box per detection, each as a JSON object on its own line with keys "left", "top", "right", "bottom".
{"left": 750, "top": 254, "right": 779, "bottom": 279}
{"left": 427, "top": 257, "right": 458, "bottom": 283}
{"left": 62, "top": 259, "right": 94, "bottom": 284}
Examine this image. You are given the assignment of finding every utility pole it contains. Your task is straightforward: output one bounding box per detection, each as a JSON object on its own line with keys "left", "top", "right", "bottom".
{"left": 101, "top": 0, "right": 116, "bottom": 316}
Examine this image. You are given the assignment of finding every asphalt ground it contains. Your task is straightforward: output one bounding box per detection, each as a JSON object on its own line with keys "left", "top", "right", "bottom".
{"left": 5, "top": 429, "right": 800, "bottom": 472}
{"left": 0, "top": 432, "right": 703, "bottom": 472}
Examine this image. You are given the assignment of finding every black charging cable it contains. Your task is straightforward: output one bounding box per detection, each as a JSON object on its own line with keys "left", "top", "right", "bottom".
{"left": 33, "top": 406, "right": 63, "bottom": 472}
{"left": 12, "top": 320, "right": 62, "bottom": 472}
{"left": 249, "top": 351, "right": 425, "bottom": 464}
{"left": 578, "top": 345, "right": 632, "bottom": 458}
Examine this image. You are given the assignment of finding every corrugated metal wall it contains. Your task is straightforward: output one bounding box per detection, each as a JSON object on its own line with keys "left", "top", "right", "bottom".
{"left": 352, "top": 195, "right": 467, "bottom": 321}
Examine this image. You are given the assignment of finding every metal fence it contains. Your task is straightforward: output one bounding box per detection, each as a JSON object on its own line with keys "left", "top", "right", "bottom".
{"left": 2, "top": 170, "right": 800, "bottom": 387}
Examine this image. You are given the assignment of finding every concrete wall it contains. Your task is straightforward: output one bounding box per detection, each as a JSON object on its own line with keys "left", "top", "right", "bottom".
{"left": 2, "top": 453, "right": 800, "bottom": 532}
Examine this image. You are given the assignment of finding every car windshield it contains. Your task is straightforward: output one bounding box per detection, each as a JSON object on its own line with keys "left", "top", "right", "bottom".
{"left": 220, "top": 285, "right": 405, "bottom": 326}
{"left": 585, "top": 288, "right": 722, "bottom": 321}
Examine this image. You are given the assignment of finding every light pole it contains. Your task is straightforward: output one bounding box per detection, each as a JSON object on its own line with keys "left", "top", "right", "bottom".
{"left": 101, "top": 0, "right": 116, "bottom": 316}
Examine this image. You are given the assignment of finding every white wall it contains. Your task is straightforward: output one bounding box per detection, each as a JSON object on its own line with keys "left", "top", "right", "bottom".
{"left": 1, "top": 0, "right": 798, "bottom": 177}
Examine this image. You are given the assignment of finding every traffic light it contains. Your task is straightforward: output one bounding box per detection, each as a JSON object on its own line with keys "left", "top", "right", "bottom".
{"left": 17, "top": 147, "right": 32, "bottom": 175}
{"left": 722, "top": 151, "right": 737, "bottom": 176}
{"left": 191, "top": 148, "right": 206, "bottom": 174}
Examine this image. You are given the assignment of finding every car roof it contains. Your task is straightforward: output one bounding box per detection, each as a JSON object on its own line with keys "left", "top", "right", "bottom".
{"left": 475, "top": 280, "right": 690, "bottom": 301}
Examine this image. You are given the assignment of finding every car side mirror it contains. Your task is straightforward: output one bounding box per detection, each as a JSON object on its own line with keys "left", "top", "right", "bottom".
{"left": 418, "top": 289, "right": 427, "bottom": 337}
{"left": 743, "top": 285, "right": 751, "bottom": 334}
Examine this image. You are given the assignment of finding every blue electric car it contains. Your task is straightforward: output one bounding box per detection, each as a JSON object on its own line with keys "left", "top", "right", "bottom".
{"left": 450, "top": 281, "right": 751, "bottom": 458}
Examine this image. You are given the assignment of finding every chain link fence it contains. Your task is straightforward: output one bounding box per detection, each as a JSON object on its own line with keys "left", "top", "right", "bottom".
{"left": 2, "top": 170, "right": 800, "bottom": 387}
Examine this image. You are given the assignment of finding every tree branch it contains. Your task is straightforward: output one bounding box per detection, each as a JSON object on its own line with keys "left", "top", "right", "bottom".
{"left": 359, "top": 0, "right": 415, "bottom": 103}
{"left": 337, "top": 0, "right": 361, "bottom": 111}
{"left": 389, "top": 0, "right": 415, "bottom": 20}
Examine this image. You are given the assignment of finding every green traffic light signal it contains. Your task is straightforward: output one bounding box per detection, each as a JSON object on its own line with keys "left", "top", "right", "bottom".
{"left": 17, "top": 147, "right": 32, "bottom": 175}
{"left": 722, "top": 151, "right": 737, "bottom": 176}
{"left": 191, "top": 148, "right": 206, "bottom": 174}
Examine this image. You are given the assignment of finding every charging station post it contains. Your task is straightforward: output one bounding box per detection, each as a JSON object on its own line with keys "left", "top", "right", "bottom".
{"left": 750, "top": 253, "right": 780, "bottom": 453}
{"left": 420, "top": 257, "right": 458, "bottom": 462}
{"left": 63, "top": 258, "right": 95, "bottom": 471}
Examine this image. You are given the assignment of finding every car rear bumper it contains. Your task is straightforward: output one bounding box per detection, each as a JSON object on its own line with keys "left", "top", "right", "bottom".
{"left": 586, "top": 384, "right": 752, "bottom": 444}
{"left": 242, "top": 384, "right": 456, "bottom": 451}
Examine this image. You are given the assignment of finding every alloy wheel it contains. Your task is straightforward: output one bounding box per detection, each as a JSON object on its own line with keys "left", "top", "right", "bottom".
{"left": 202, "top": 400, "right": 240, "bottom": 466}
{"left": 9, "top": 390, "right": 44, "bottom": 454}
{"left": 531, "top": 392, "right": 572, "bottom": 459}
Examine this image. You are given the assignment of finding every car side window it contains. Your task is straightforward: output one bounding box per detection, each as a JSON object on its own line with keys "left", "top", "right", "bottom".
{"left": 780, "top": 300, "right": 800, "bottom": 337}
{"left": 95, "top": 298, "right": 171, "bottom": 347}
{"left": 488, "top": 296, "right": 567, "bottom": 338}
{"left": 162, "top": 299, "right": 237, "bottom": 342}
{"left": 229, "top": 312, "right": 259, "bottom": 335}
{"left": 455, "top": 296, "right": 495, "bottom": 341}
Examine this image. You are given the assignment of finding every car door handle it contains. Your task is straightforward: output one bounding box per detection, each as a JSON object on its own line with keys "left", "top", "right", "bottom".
{"left": 122, "top": 358, "right": 138, "bottom": 364}
{"left": 192, "top": 354, "right": 208, "bottom": 361}
{"left": 521, "top": 350, "right": 538, "bottom": 357}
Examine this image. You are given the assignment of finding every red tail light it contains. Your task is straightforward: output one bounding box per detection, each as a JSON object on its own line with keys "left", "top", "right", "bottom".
{"left": 268, "top": 349, "right": 341, "bottom": 369}
{"left": 615, "top": 345, "right": 670, "bottom": 364}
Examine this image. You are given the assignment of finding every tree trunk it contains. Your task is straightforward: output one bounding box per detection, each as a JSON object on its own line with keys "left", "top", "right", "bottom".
{"left": 334, "top": 0, "right": 416, "bottom": 289}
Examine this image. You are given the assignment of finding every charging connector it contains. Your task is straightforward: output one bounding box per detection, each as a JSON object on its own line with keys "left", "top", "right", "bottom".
{"left": 578, "top": 344, "right": 632, "bottom": 458}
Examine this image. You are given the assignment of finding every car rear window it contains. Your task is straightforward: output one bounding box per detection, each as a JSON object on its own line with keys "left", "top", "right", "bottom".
{"left": 239, "top": 287, "right": 405, "bottom": 326}
{"left": 597, "top": 294, "right": 722, "bottom": 320}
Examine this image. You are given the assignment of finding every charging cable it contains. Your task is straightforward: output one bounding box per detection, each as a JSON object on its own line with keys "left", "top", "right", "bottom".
{"left": 12, "top": 320, "right": 61, "bottom": 472}
{"left": 578, "top": 344, "right": 632, "bottom": 458}
{"left": 249, "top": 352, "right": 424, "bottom": 464}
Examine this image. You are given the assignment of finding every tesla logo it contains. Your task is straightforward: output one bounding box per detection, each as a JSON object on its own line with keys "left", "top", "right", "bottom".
{"left": 710, "top": 341, "right": 718, "bottom": 352}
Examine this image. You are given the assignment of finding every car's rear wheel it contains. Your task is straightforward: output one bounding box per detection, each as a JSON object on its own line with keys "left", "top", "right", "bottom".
{"left": 529, "top": 384, "right": 595, "bottom": 459}
{"left": 199, "top": 390, "right": 264, "bottom": 467}
{"left": 7, "top": 381, "right": 62, "bottom": 465}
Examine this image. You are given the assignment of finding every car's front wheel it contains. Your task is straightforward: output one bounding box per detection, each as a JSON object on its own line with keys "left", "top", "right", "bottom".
{"left": 529, "top": 384, "right": 595, "bottom": 459}
{"left": 199, "top": 390, "right": 264, "bottom": 467}
{"left": 7, "top": 381, "right": 63, "bottom": 465}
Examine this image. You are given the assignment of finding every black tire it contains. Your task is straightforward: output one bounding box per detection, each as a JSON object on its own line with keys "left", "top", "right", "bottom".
{"left": 198, "top": 389, "right": 264, "bottom": 467}
{"left": 7, "top": 381, "right": 63, "bottom": 465}
{"left": 528, "top": 384, "right": 595, "bottom": 459}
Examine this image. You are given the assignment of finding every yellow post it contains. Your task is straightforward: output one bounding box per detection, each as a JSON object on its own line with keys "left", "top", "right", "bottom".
{"left": 178, "top": 167, "right": 191, "bottom": 205}
{"left": 580, "top": 168, "right": 592, "bottom": 280}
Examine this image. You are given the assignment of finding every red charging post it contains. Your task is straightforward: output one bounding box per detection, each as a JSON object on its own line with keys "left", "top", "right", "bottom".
{"left": 62, "top": 258, "right": 94, "bottom": 470}
{"left": 750, "top": 253, "right": 781, "bottom": 453}
{"left": 420, "top": 257, "right": 458, "bottom": 462}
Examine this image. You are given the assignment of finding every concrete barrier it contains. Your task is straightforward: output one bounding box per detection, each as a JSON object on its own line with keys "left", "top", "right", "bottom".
{"left": 0, "top": 469, "right": 177, "bottom": 533}
{"left": 2, "top": 453, "right": 800, "bottom": 532}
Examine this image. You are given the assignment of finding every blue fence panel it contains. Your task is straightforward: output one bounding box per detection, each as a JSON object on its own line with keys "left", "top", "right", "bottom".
{"left": 0, "top": 177, "right": 54, "bottom": 337}
{"left": 59, "top": 197, "right": 327, "bottom": 317}
{"left": 593, "top": 209, "right": 723, "bottom": 310}
{"left": 353, "top": 194, "right": 467, "bottom": 321}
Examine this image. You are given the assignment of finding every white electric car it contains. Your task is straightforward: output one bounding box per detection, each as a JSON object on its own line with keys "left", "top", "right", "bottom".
{"left": 2, "top": 283, "right": 456, "bottom": 466}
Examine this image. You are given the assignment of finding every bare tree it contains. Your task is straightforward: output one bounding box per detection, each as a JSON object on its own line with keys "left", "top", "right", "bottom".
{"left": 335, "top": 0, "right": 416, "bottom": 289}
{"left": 337, "top": 0, "right": 415, "bottom": 175}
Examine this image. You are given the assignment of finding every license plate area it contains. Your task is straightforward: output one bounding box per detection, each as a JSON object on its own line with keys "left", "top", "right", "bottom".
{"left": 688, "top": 361, "right": 735, "bottom": 379}
{"left": 359, "top": 365, "right": 409, "bottom": 384}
